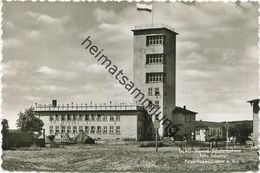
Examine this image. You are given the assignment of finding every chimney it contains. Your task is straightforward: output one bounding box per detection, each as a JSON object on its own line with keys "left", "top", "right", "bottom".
{"left": 183, "top": 105, "right": 186, "bottom": 110}
{"left": 52, "top": 100, "right": 57, "bottom": 107}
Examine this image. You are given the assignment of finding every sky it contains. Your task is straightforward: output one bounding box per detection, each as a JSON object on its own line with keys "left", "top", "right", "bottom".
{"left": 2, "top": 2, "right": 259, "bottom": 128}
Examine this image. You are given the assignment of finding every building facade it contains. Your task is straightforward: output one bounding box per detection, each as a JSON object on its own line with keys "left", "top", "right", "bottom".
{"left": 172, "top": 106, "right": 197, "bottom": 140}
{"left": 35, "top": 101, "right": 153, "bottom": 141}
{"left": 132, "top": 24, "right": 178, "bottom": 136}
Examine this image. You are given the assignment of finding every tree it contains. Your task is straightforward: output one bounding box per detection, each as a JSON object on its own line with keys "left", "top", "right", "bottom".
{"left": 229, "top": 121, "right": 253, "bottom": 144}
{"left": 16, "top": 107, "right": 44, "bottom": 133}
{"left": 2, "top": 119, "right": 9, "bottom": 150}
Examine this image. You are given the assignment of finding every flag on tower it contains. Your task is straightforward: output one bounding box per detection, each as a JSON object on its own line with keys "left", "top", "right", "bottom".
{"left": 137, "top": 3, "right": 152, "bottom": 12}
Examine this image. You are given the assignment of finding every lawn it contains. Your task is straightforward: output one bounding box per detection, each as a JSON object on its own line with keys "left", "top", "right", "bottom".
{"left": 2, "top": 145, "right": 259, "bottom": 172}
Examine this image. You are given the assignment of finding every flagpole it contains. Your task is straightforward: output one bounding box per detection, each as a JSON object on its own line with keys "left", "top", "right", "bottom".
{"left": 151, "top": 4, "right": 153, "bottom": 26}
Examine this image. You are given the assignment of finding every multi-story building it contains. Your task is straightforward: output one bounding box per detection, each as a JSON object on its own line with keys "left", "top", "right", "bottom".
{"left": 132, "top": 24, "right": 178, "bottom": 136}
{"left": 35, "top": 100, "right": 153, "bottom": 141}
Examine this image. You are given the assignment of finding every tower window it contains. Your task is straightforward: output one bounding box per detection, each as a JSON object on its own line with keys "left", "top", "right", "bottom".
{"left": 155, "top": 88, "right": 160, "bottom": 96}
{"left": 146, "top": 35, "right": 165, "bottom": 46}
{"left": 154, "top": 101, "right": 160, "bottom": 108}
{"left": 146, "top": 73, "right": 165, "bottom": 83}
{"left": 146, "top": 54, "right": 164, "bottom": 64}
{"left": 148, "top": 88, "right": 153, "bottom": 96}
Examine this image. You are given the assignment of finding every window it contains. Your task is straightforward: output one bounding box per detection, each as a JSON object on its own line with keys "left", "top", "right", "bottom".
{"left": 109, "top": 126, "right": 114, "bottom": 134}
{"left": 109, "top": 115, "right": 114, "bottom": 121}
{"left": 154, "top": 88, "right": 160, "bottom": 96}
{"left": 67, "top": 114, "right": 71, "bottom": 121}
{"left": 146, "top": 35, "right": 165, "bottom": 46}
{"left": 91, "top": 126, "right": 95, "bottom": 133}
{"left": 148, "top": 88, "right": 153, "bottom": 96}
{"left": 146, "top": 73, "right": 165, "bottom": 83}
{"left": 61, "top": 126, "right": 65, "bottom": 134}
{"left": 73, "top": 115, "right": 77, "bottom": 121}
{"left": 146, "top": 54, "right": 164, "bottom": 64}
{"left": 116, "top": 126, "right": 120, "bottom": 134}
{"left": 91, "top": 114, "right": 95, "bottom": 121}
{"left": 103, "top": 126, "right": 107, "bottom": 134}
{"left": 55, "top": 114, "right": 59, "bottom": 121}
{"left": 78, "top": 115, "right": 83, "bottom": 121}
{"left": 148, "top": 127, "right": 153, "bottom": 134}
{"left": 190, "top": 115, "right": 192, "bottom": 122}
{"left": 79, "top": 126, "right": 83, "bottom": 132}
{"left": 148, "top": 100, "right": 153, "bottom": 108}
{"left": 154, "top": 101, "right": 159, "bottom": 108}
{"left": 116, "top": 115, "right": 120, "bottom": 121}
{"left": 85, "top": 126, "right": 89, "bottom": 133}
{"left": 97, "top": 114, "right": 101, "bottom": 121}
{"left": 85, "top": 115, "right": 89, "bottom": 121}
{"left": 61, "top": 115, "right": 65, "bottom": 121}
{"left": 67, "top": 126, "right": 71, "bottom": 133}
{"left": 103, "top": 115, "right": 107, "bottom": 121}
{"left": 50, "top": 126, "right": 53, "bottom": 134}
{"left": 97, "top": 126, "right": 101, "bottom": 134}
{"left": 55, "top": 126, "right": 60, "bottom": 133}
{"left": 50, "top": 115, "right": 54, "bottom": 121}
{"left": 73, "top": 126, "right": 77, "bottom": 134}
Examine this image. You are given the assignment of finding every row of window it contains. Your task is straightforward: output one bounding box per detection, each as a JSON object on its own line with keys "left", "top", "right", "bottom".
{"left": 50, "top": 126, "right": 120, "bottom": 135}
{"left": 148, "top": 87, "right": 160, "bottom": 96}
{"left": 50, "top": 114, "right": 120, "bottom": 122}
{"left": 146, "top": 54, "right": 165, "bottom": 64}
{"left": 146, "top": 35, "right": 165, "bottom": 46}
{"left": 146, "top": 73, "right": 165, "bottom": 83}
{"left": 185, "top": 115, "right": 195, "bottom": 122}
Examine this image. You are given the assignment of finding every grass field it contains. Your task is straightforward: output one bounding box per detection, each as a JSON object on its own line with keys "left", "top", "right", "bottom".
{"left": 2, "top": 145, "right": 259, "bottom": 172}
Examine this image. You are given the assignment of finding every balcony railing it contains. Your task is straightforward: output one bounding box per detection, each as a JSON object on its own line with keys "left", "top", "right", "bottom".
{"left": 34, "top": 104, "right": 143, "bottom": 111}
{"left": 133, "top": 23, "right": 175, "bottom": 32}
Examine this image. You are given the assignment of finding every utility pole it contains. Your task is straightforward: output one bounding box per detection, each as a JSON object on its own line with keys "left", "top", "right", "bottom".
{"left": 226, "top": 121, "right": 229, "bottom": 149}
{"left": 154, "top": 119, "right": 160, "bottom": 152}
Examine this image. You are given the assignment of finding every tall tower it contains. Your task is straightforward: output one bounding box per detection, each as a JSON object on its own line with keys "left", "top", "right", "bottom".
{"left": 132, "top": 24, "right": 178, "bottom": 136}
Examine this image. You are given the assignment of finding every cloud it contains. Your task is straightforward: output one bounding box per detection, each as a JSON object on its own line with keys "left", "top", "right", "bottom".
{"left": 36, "top": 66, "right": 77, "bottom": 80}
{"left": 3, "top": 38, "right": 22, "bottom": 49}
{"left": 183, "top": 69, "right": 212, "bottom": 79}
{"left": 94, "top": 8, "right": 118, "bottom": 23}
{"left": 2, "top": 2, "right": 258, "bottom": 128}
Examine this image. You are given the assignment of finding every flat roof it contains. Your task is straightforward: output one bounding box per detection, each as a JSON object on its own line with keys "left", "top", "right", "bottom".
{"left": 132, "top": 23, "right": 176, "bottom": 33}
{"left": 34, "top": 105, "right": 144, "bottom": 112}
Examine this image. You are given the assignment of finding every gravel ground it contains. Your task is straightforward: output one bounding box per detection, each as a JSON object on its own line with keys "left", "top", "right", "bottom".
{"left": 2, "top": 145, "right": 259, "bottom": 172}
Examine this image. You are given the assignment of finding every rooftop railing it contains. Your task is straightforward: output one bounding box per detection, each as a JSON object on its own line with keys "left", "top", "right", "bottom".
{"left": 133, "top": 23, "right": 175, "bottom": 32}
{"left": 34, "top": 103, "right": 143, "bottom": 111}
